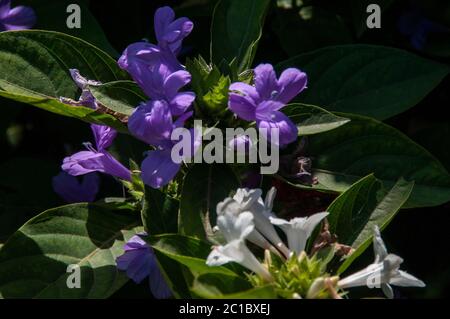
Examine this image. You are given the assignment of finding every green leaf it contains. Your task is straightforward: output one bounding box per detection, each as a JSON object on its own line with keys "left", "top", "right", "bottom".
{"left": 90, "top": 81, "right": 145, "bottom": 117}
{"left": 0, "top": 89, "right": 127, "bottom": 133}
{"left": 328, "top": 175, "right": 382, "bottom": 244}
{"left": 21, "top": 0, "right": 118, "bottom": 57}
{"left": 276, "top": 45, "right": 449, "bottom": 120}
{"left": 292, "top": 113, "right": 450, "bottom": 208}
{"left": 141, "top": 187, "right": 179, "bottom": 236}
{"left": 0, "top": 30, "right": 129, "bottom": 131}
{"left": 283, "top": 103, "right": 350, "bottom": 135}
{"left": 147, "top": 234, "right": 237, "bottom": 277}
{"left": 332, "top": 178, "right": 414, "bottom": 273}
{"left": 179, "top": 164, "right": 240, "bottom": 240}
{"left": 202, "top": 75, "right": 231, "bottom": 115}
{"left": 186, "top": 56, "right": 231, "bottom": 118}
{"left": 211, "top": 0, "right": 270, "bottom": 73}
{"left": 192, "top": 273, "right": 276, "bottom": 299}
{"left": 0, "top": 203, "right": 142, "bottom": 298}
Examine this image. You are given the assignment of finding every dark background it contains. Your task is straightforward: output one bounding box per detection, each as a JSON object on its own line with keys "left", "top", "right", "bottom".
{"left": 1, "top": 0, "right": 449, "bottom": 298}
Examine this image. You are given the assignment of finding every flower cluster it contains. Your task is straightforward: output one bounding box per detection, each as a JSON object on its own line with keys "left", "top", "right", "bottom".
{"left": 207, "top": 187, "right": 425, "bottom": 299}
{"left": 119, "top": 6, "right": 197, "bottom": 189}
{"left": 0, "top": 0, "right": 36, "bottom": 32}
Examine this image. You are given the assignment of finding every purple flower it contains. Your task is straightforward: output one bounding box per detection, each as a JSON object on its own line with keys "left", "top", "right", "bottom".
{"left": 398, "top": 10, "right": 449, "bottom": 51}
{"left": 52, "top": 171, "right": 100, "bottom": 203}
{"left": 60, "top": 69, "right": 102, "bottom": 109}
{"left": 128, "top": 101, "right": 199, "bottom": 188}
{"left": 62, "top": 124, "right": 131, "bottom": 181}
{"left": 116, "top": 233, "right": 172, "bottom": 299}
{"left": 154, "top": 6, "right": 194, "bottom": 55}
{"left": 0, "top": 0, "right": 36, "bottom": 32}
{"left": 228, "top": 64, "right": 307, "bottom": 147}
{"left": 118, "top": 7, "right": 195, "bottom": 116}
{"left": 118, "top": 43, "right": 194, "bottom": 116}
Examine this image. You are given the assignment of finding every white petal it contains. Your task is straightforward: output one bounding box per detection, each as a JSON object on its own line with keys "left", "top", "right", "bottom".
{"left": 338, "top": 263, "right": 385, "bottom": 289}
{"left": 264, "top": 187, "right": 277, "bottom": 213}
{"left": 373, "top": 225, "right": 388, "bottom": 262}
{"left": 381, "top": 283, "right": 394, "bottom": 299}
{"left": 233, "top": 188, "right": 262, "bottom": 210}
{"left": 303, "top": 212, "right": 329, "bottom": 235}
{"left": 206, "top": 240, "right": 272, "bottom": 281}
{"left": 216, "top": 211, "right": 255, "bottom": 242}
{"left": 390, "top": 270, "right": 425, "bottom": 287}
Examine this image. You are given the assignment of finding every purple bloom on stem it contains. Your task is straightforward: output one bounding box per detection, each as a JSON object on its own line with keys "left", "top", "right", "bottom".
{"left": 228, "top": 64, "right": 306, "bottom": 147}
{"left": 128, "top": 102, "right": 199, "bottom": 188}
{"left": 62, "top": 124, "right": 131, "bottom": 181}
{"left": 116, "top": 233, "right": 172, "bottom": 299}
{"left": 52, "top": 171, "right": 100, "bottom": 203}
{"left": 0, "top": 0, "right": 36, "bottom": 32}
{"left": 154, "top": 6, "right": 194, "bottom": 55}
{"left": 141, "top": 149, "right": 181, "bottom": 189}
{"left": 118, "top": 43, "right": 195, "bottom": 116}
{"left": 118, "top": 7, "right": 195, "bottom": 116}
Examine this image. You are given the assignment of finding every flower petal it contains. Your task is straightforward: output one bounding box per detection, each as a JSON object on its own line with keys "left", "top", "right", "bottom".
{"left": 128, "top": 100, "right": 173, "bottom": 147}
{"left": 373, "top": 226, "right": 388, "bottom": 263}
{"left": 62, "top": 151, "right": 104, "bottom": 176}
{"left": 254, "top": 64, "right": 279, "bottom": 100}
{"left": 163, "top": 70, "right": 192, "bottom": 97}
{"left": 390, "top": 270, "right": 426, "bottom": 287}
{"left": 228, "top": 92, "right": 257, "bottom": 121}
{"left": 255, "top": 100, "right": 284, "bottom": 120}
{"left": 141, "top": 149, "right": 181, "bottom": 189}
{"left": 170, "top": 92, "right": 195, "bottom": 116}
{"left": 2, "top": 5, "right": 36, "bottom": 30}
{"left": 276, "top": 68, "right": 307, "bottom": 104}
{"left": 52, "top": 172, "right": 99, "bottom": 203}
{"left": 217, "top": 211, "right": 255, "bottom": 242}
{"left": 148, "top": 262, "right": 172, "bottom": 299}
{"left": 257, "top": 110, "right": 298, "bottom": 147}
{"left": 0, "top": 1, "right": 11, "bottom": 19}
{"left": 229, "top": 82, "right": 260, "bottom": 102}
{"left": 91, "top": 124, "right": 117, "bottom": 151}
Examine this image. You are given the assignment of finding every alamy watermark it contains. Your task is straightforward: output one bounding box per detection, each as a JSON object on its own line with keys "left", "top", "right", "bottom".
{"left": 171, "top": 121, "right": 280, "bottom": 175}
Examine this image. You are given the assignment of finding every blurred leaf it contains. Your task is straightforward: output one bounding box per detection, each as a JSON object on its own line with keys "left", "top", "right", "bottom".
{"left": 0, "top": 30, "right": 129, "bottom": 132}
{"left": 141, "top": 187, "right": 179, "bottom": 235}
{"left": 412, "top": 123, "right": 450, "bottom": 172}
{"left": 331, "top": 177, "right": 414, "bottom": 273}
{"left": 273, "top": 6, "right": 352, "bottom": 56}
{"left": 276, "top": 45, "right": 449, "bottom": 120}
{"left": 283, "top": 114, "right": 450, "bottom": 208}
{"left": 21, "top": 0, "right": 118, "bottom": 56}
{"left": 283, "top": 103, "right": 350, "bottom": 135}
{"left": 211, "top": 0, "right": 270, "bottom": 72}
{"left": 179, "top": 164, "right": 240, "bottom": 240}
{"left": 0, "top": 203, "right": 142, "bottom": 298}
{"left": 90, "top": 81, "right": 145, "bottom": 117}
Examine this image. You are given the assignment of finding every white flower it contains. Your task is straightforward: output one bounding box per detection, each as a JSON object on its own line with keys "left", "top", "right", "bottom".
{"left": 269, "top": 212, "right": 329, "bottom": 254}
{"left": 338, "top": 226, "right": 425, "bottom": 298}
{"left": 217, "top": 187, "right": 290, "bottom": 258}
{"left": 206, "top": 211, "right": 272, "bottom": 281}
